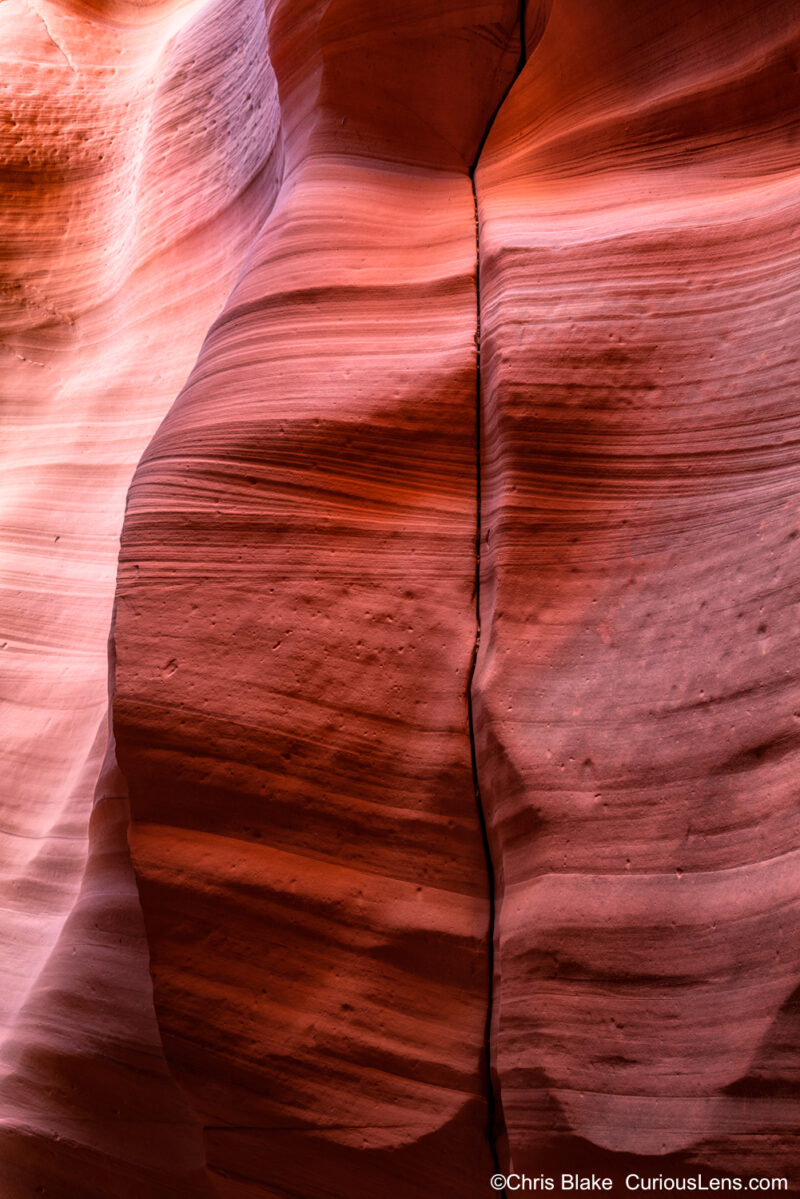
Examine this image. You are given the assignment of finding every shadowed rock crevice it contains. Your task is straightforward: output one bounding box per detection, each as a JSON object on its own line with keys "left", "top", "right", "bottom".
{"left": 467, "top": 3, "right": 529, "bottom": 1186}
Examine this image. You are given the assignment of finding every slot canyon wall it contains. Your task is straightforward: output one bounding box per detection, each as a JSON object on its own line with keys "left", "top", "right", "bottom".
{"left": 1, "top": 0, "right": 799, "bottom": 1195}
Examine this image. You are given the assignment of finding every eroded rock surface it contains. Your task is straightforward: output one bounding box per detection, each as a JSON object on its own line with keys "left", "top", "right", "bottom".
{"left": 2, "top": 0, "right": 800, "bottom": 1195}
{"left": 475, "top": 0, "right": 800, "bottom": 1180}
{"left": 0, "top": 0, "right": 281, "bottom": 1190}
{"left": 113, "top": 3, "right": 520, "bottom": 1194}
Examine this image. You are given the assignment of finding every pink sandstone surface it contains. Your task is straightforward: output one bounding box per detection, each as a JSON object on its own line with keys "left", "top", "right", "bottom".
{"left": 1, "top": 0, "right": 799, "bottom": 1195}
{"left": 475, "top": 0, "right": 800, "bottom": 1180}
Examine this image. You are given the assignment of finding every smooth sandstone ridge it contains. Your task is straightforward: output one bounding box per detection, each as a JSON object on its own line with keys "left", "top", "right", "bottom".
{"left": 1, "top": 0, "right": 799, "bottom": 1194}
{"left": 113, "top": 4, "right": 520, "bottom": 1194}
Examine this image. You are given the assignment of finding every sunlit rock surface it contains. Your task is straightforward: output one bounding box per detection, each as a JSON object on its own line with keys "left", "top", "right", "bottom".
{"left": 2, "top": 0, "right": 799, "bottom": 1194}
{"left": 0, "top": 0, "right": 281, "bottom": 1191}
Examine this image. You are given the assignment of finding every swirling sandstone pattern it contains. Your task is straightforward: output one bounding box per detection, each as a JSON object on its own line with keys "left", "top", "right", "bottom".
{"left": 0, "top": 0, "right": 280, "bottom": 1190}
{"left": 112, "top": 3, "right": 520, "bottom": 1194}
{"left": 475, "top": 0, "right": 800, "bottom": 1182}
{"left": 2, "top": 0, "right": 800, "bottom": 1194}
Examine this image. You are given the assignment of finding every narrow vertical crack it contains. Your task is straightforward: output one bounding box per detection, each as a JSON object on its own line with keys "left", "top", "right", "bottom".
{"left": 466, "top": 166, "right": 504, "bottom": 1187}
{"left": 467, "top": 4, "right": 528, "bottom": 1192}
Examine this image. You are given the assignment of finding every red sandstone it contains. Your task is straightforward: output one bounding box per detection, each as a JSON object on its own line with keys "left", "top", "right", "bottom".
{"left": 1, "top": 1, "right": 799, "bottom": 1195}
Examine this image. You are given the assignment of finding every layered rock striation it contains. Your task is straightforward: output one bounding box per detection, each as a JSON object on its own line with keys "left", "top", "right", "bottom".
{"left": 113, "top": 4, "right": 520, "bottom": 1194}
{"left": 2, "top": 0, "right": 799, "bottom": 1195}
{"left": 475, "top": 0, "right": 800, "bottom": 1180}
{"left": 0, "top": 0, "right": 281, "bottom": 1190}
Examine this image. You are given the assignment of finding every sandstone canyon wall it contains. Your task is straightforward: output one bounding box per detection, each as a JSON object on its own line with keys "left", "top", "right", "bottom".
{"left": 475, "top": 0, "right": 800, "bottom": 1183}
{"left": 1, "top": 0, "right": 799, "bottom": 1196}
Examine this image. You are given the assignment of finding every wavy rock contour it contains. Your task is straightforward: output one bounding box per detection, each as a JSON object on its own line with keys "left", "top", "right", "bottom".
{"left": 2, "top": 0, "right": 799, "bottom": 1195}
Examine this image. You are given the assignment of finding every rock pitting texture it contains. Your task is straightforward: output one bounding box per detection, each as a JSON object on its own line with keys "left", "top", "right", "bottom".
{"left": 475, "top": 0, "right": 800, "bottom": 1180}
{"left": 2, "top": 0, "right": 800, "bottom": 1195}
